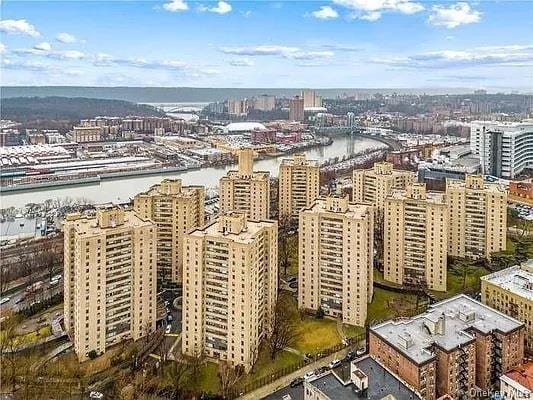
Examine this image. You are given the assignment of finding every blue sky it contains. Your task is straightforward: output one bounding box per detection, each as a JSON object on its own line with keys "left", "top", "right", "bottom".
{"left": 1, "top": 0, "right": 532, "bottom": 89}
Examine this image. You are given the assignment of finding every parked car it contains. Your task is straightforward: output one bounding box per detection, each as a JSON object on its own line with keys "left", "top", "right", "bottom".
{"left": 328, "top": 359, "right": 341, "bottom": 369}
{"left": 282, "top": 395, "right": 292, "bottom": 400}
{"left": 165, "top": 325, "right": 172, "bottom": 334}
{"left": 356, "top": 347, "right": 366, "bottom": 356}
{"left": 89, "top": 391, "right": 104, "bottom": 399}
{"left": 303, "top": 371, "right": 316, "bottom": 381}
{"left": 0, "top": 297, "right": 10, "bottom": 305}
{"left": 316, "top": 366, "right": 328, "bottom": 374}
{"left": 289, "top": 377, "right": 304, "bottom": 387}
{"left": 344, "top": 351, "right": 356, "bottom": 362}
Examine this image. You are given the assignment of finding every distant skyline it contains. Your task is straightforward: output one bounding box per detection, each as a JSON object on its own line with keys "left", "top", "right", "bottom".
{"left": 1, "top": 1, "right": 532, "bottom": 90}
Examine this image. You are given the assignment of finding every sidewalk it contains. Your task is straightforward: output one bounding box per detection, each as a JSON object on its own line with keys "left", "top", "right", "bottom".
{"left": 238, "top": 346, "right": 352, "bottom": 400}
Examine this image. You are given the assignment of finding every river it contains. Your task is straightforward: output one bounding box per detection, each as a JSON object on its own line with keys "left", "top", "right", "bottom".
{"left": 0, "top": 136, "right": 384, "bottom": 208}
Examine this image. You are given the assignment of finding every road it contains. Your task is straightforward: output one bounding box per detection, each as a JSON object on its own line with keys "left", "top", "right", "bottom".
{"left": 0, "top": 277, "right": 63, "bottom": 313}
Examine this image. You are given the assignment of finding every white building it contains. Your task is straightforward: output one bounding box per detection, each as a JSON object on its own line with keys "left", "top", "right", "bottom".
{"left": 470, "top": 120, "right": 533, "bottom": 179}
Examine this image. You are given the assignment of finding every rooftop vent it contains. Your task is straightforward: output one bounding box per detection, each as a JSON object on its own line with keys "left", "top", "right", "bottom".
{"left": 398, "top": 332, "right": 414, "bottom": 350}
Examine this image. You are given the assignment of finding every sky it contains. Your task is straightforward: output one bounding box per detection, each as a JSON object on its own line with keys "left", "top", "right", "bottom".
{"left": 1, "top": 0, "right": 532, "bottom": 90}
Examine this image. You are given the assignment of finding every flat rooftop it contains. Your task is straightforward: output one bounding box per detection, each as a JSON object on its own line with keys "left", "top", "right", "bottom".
{"left": 308, "top": 356, "right": 420, "bottom": 400}
{"left": 447, "top": 178, "right": 506, "bottom": 194}
{"left": 371, "top": 294, "right": 523, "bottom": 365}
{"left": 388, "top": 188, "right": 446, "bottom": 204}
{"left": 481, "top": 260, "right": 533, "bottom": 302}
{"left": 303, "top": 197, "right": 372, "bottom": 220}
{"left": 73, "top": 210, "right": 153, "bottom": 236}
{"left": 224, "top": 170, "right": 270, "bottom": 180}
{"left": 504, "top": 361, "right": 533, "bottom": 391}
{"left": 188, "top": 218, "right": 275, "bottom": 245}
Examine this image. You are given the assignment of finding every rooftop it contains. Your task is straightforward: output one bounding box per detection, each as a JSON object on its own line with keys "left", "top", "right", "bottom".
{"left": 188, "top": 213, "right": 275, "bottom": 244}
{"left": 307, "top": 356, "right": 420, "bottom": 400}
{"left": 504, "top": 361, "right": 533, "bottom": 391}
{"left": 371, "top": 294, "right": 523, "bottom": 365}
{"left": 303, "top": 196, "right": 373, "bottom": 220}
{"left": 481, "top": 260, "right": 533, "bottom": 302}
{"left": 224, "top": 122, "right": 267, "bottom": 133}
{"left": 388, "top": 187, "right": 446, "bottom": 205}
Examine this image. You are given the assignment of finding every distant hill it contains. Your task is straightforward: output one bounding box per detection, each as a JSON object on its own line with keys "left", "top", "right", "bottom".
{"left": 0, "top": 86, "right": 474, "bottom": 103}
{"left": 1, "top": 96, "right": 165, "bottom": 131}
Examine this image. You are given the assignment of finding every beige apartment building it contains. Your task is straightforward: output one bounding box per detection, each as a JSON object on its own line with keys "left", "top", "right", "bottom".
{"left": 219, "top": 148, "right": 270, "bottom": 220}
{"left": 181, "top": 212, "right": 277, "bottom": 371}
{"left": 481, "top": 259, "right": 533, "bottom": 352}
{"left": 352, "top": 161, "right": 416, "bottom": 214}
{"left": 298, "top": 194, "right": 374, "bottom": 326}
{"left": 447, "top": 175, "right": 507, "bottom": 260}
{"left": 370, "top": 294, "right": 525, "bottom": 400}
{"left": 133, "top": 179, "right": 204, "bottom": 286}
{"left": 384, "top": 183, "right": 448, "bottom": 291}
{"left": 63, "top": 206, "right": 156, "bottom": 361}
{"left": 279, "top": 153, "right": 320, "bottom": 221}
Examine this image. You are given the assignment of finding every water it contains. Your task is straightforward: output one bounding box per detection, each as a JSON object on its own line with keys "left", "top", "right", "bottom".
{"left": 0, "top": 136, "right": 383, "bottom": 208}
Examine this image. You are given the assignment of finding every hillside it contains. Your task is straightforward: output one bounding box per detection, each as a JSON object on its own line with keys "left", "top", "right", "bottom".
{"left": 1, "top": 96, "right": 165, "bottom": 131}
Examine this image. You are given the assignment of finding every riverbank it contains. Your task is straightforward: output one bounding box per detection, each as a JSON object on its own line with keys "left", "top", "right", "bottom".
{"left": 0, "top": 135, "right": 383, "bottom": 208}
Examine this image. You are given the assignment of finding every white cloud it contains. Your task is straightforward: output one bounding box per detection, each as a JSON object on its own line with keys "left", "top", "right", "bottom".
{"left": 220, "top": 45, "right": 334, "bottom": 60}
{"left": 34, "top": 42, "right": 52, "bottom": 51}
{"left": 428, "top": 3, "right": 481, "bottom": 29}
{"left": 229, "top": 59, "right": 255, "bottom": 66}
{"left": 56, "top": 32, "right": 78, "bottom": 43}
{"left": 204, "top": 1, "right": 232, "bottom": 14}
{"left": 311, "top": 6, "right": 339, "bottom": 20}
{"left": 372, "top": 45, "right": 533, "bottom": 69}
{"left": 0, "top": 43, "right": 6, "bottom": 54}
{"left": 163, "top": 0, "right": 189, "bottom": 12}
{"left": 333, "top": 0, "right": 424, "bottom": 21}
{"left": 0, "top": 19, "right": 40, "bottom": 37}
{"left": 13, "top": 47, "right": 85, "bottom": 60}
{"left": 360, "top": 11, "right": 381, "bottom": 21}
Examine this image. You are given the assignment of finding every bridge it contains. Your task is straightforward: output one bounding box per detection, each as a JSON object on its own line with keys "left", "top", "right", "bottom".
{"left": 315, "top": 126, "right": 401, "bottom": 151}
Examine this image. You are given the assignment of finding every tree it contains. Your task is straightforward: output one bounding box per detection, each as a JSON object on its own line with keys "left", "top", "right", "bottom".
{"left": 217, "top": 362, "right": 243, "bottom": 399}
{"left": 88, "top": 350, "right": 98, "bottom": 360}
{"left": 0, "top": 311, "right": 23, "bottom": 392}
{"left": 159, "top": 361, "right": 191, "bottom": 400}
{"left": 316, "top": 307, "right": 325, "bottom": 319}
{"left": 278, "top": 216, "right": 294, "bottom": 279}
{"left": 267, "top": 296, "right": 298, "bottom": 359}
{"left": 188, "top": 350, "right": 204, "bottom": 389}
{"left": 452, "top": 260, "right": 478, "bottom": 290}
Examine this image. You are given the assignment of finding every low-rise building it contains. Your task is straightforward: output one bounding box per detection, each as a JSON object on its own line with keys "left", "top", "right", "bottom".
{"left": 370, "top": 294, "right": 525, "bottom": 400}
{"left": 500, "top": 362, "right": 533, "bottom": 400}
{"left": 303, "top": 356, "right": 421, "bottom": 400}
{"left": 481, "top": 260, "right": 533, "bottom": 352}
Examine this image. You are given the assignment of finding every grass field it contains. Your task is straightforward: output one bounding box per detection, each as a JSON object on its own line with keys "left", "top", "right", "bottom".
{"left": 367, "top": 287, "right": 418, "bottom": 324}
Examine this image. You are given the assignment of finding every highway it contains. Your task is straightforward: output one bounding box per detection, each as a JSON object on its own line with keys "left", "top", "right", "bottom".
{"left": 0, "top": 276, "right": 63, "bottom": 313}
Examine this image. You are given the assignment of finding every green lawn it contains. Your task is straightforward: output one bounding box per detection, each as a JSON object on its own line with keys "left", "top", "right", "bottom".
{"left": 367, "top": 287, "right": 418, "bottom": 324}
{"left": 241, "top": 345, "right": 302, "bottom": 385}
{"left": 293, "top": 316, "right": 341, "bottom": 354}
{"left": 342, "top": 324, "right": 365, "bottom": 338}
{"left": 190, "top": 361, "right": 220, "bottom": 394}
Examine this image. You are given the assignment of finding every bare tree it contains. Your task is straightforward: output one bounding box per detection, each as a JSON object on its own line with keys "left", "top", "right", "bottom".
{"left": 278, "top": 216, "right": 294, "bottom": 279}
{"left": 218, "top": 362, "right": 243, "bottom": 399}
{"left": 187, "top": 350, "right": 204, "bottom": 389}
{"left": 267, "top": 295, "right": 298, "bottom": 359}
{"left": 164, "top": 361, "right": 191, "bottom": 400}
